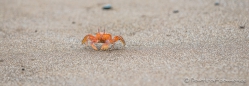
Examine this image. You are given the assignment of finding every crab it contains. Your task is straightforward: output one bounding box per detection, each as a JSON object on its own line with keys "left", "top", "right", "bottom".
{"left": 82, "top": 29, "right": 125, "bottom": 50}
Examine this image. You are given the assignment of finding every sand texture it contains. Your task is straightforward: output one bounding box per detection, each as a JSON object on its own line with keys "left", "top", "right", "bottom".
{"left": 0, "top": 0, "right": 249, "bottom": 86}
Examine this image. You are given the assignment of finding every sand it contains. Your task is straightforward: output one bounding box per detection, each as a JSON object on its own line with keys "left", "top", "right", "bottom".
{"left": 0, "top": 0, "right": 249, "bottom": 86}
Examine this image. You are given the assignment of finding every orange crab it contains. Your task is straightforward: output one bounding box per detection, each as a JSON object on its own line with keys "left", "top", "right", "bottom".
{"left": 82, "top": 29, "right": 125, "bottom": 50}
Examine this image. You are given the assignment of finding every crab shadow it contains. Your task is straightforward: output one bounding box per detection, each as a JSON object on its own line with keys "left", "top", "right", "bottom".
{"left": 80, "top": 43, "right": 126, "bottom": 52}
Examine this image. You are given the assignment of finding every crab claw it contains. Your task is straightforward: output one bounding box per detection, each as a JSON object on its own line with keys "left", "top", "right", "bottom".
{"left": 82, "top": 35, "right": 89, "bottom": 45}
{"left": 113, "top": 36, "right": 126, "bottom": 46}
{"left": 101, "top": 43, "right": 109, "bottom": 50}
{"left": 82, "top": 34, "right": 99, "bottom": 50}
{"left": 91, "top": 42, "right": 98, "bottom": 50}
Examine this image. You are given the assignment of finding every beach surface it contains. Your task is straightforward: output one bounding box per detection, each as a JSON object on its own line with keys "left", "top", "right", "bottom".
{"left": 0, "top": 0, "right": 249, "bottom": 86}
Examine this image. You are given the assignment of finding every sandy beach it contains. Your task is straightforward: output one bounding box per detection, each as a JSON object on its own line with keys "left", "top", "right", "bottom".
{"left": 0, "top": 0, "right": 249, "bottom": 86}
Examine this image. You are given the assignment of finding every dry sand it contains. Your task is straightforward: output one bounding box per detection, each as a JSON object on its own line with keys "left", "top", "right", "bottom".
{"left": 0, "top": 0, "right": 249, "bottom": 86}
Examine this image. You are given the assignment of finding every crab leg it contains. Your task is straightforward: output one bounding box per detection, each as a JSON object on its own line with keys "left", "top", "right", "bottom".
{"left": 101, "top": 40, "right": 110, "bottom": 50}
{"left": 82, "top": 34, "right": 99, "bottom": 50}
{"left": 91, "top": 42, "right": 98, "bottom": 50}
{"left": 110, "top": 36, "right": 126, "bottom": 49}
{"left": 82, "top": 34, "right": 97, "bottom": 45}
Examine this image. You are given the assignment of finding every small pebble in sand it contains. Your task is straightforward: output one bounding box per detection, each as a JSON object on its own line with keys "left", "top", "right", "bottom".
{"left": 215, "top": 2, "right": 220, "bottom": 6}
{"left": 0, "top": 60, "right": 4, "bottom": 62}
{"left": 173, "top": 10, "right": 179, "bottom": 13}
{"left": 72, "top": 21, "right": 76, "bottom": 24}
{"left": 35, "top": 30, "right": 37, "bottom": 32}
{"left": 103, "top": 4, "right": 112, "bottom": 10}
{"left": 30, "top": 59, "right": 35, "bottom": 61}
{"left": 239, "top": 25, "right": 245, "bottom": 29}
{"left": 22, "top": 68, "right": 25, "bottom": 71}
